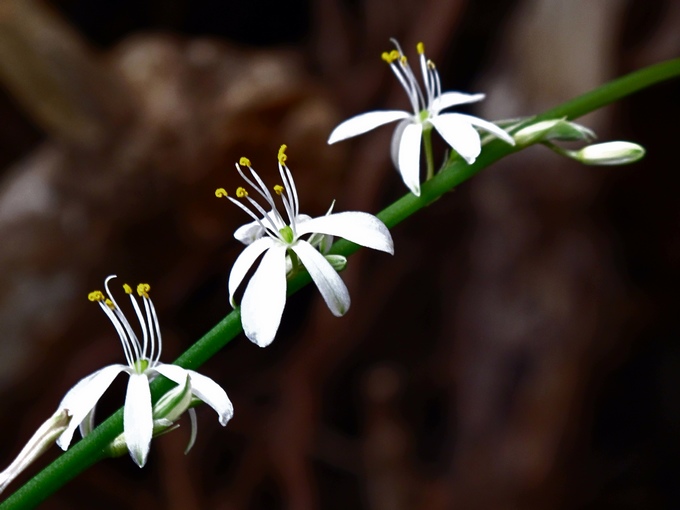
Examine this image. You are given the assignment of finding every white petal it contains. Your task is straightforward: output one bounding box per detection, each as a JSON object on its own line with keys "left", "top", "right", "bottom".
{"left": 431, "top": 92, "right": 484, "bottom": 113}
{"left": 430, "top": 113, "right": 481, "bottom": 164}
{"left": 390, "top": 119, "right": 410, "bottom": 169}
{"left": 124, "top": 373, "right": 153, "bottom": 467}
{"left": 56, "top": 364, "right": 127, "bottom": 450}
{"left": 291, "top": 241, "right": 350, "bottom": 316}
{"left": 187, "top": 370, "right": 234, "bottom": 426}
{"left": 154, "top": 363, "right": 190, "bottom": 386}
{"left": 398, "top": 122, "right": 424, "bottom": 196}
{"left": 241, "top": 243, "right": 288, "bottom": 347}
{"left": 228, "top": 237, "right": 278, "bottom": 308}
{"left": 297, "top": 212, "right": 393, "bottom": 254}
{"left": 327, "top": 110, "right": 411, "bottom": 144}
{"left": 233, "top": 219, "right": 265, "bottom": 245}
{"left": 454, "top": 113, "right": 516, "bottom": 145}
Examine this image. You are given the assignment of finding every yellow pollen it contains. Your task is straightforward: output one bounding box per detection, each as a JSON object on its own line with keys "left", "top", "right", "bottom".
{"left": 239, "top": 157, "right": 251, "bottom": 167}
{"left": 137, "top": 283, "right": 150, "bottom": 298}
{"left": 381, "top": 49, "right": 400, "bottom": 64}
{"left": 427, "top": 59, "right": 435, "bottom": 70}
{"left": 123, "top": 283, "right": 132, "bottom": 294}
{"left": 215, "top": 188, "right": 228, "bottom": 198}
{"left": 273, "top": 184, "right": 284, "bottom": 195}
{"left": 104, "top": 298, "right": 115, "bottom": 310}
{"left": 400, "top": 55, "right": 407, "bottom": 65}
{"left": 88, "top": 290, "right": 105, "bottom": 302}
{"left": 236, "top": 187, "right": 248, "bottom": 198}
{"left": 278, "top": 144, "right": 288, "bottom": 164}
{"left": 417, "top": 42, "right": 425, "bottom": 54}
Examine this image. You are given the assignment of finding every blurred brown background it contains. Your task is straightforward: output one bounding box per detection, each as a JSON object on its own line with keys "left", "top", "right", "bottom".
{"left": 0, "top": 0, "right": 679, "bottom": 508}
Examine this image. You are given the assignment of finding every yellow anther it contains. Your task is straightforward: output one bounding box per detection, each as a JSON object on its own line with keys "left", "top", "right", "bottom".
{"left": 427, "top": 59, "right": 435, "bottom": 70}
{"left": 381, "top": 49, "right": 400, "bottom": 64}
{"left": 273, "top": 184, "right": 284, "bottom": 195}
{"left": 88, "top": 290, "right": 105, "bottom": 302}
{"left": 104, "top": 298, "right": 115, "bottom": 310}
{"left": 400, "top": 55, "right": 407, "bottom": 65}
{"left": 416, "top": 42, "right": 425, "bottom": 54}
{"left": 137, "top": 283, "right": 150, "bottom": 298}
{"left": 236, "top": 187, "right": 248, "bottom": 198}
{"left": 278, "top": 144, "right": 288, "bottom": 164}
{"left": 239, "top": 157, "right": 251, "bottom": 167}
{"left": 123, "top": 283, "right": 132, "bottom": 294}
{"left": 215, "top": 188, "right": 228, "bottom": 198}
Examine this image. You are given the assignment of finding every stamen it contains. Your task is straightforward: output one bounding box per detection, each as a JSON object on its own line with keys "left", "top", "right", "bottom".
{"left": 104, "top": 299, "right": 115, "bottom": 310}
{"left": 427, "top": 59, "right": 435, "bottom": 70}
{"left": 382, "top": 50, "right": 400, "bottom": 64}
{"left": 123, "top": 284, "right": 133, "bottom": 294}
{"left": 239, "top": 157, "right": 251, "bottom": 167}
{"left": 417, "top": 42, "right": 425, "bottom": 54}
{"left": 137, "top": 283, "right": 150, "bottom": 299}
{"left": 215, "top": 188, "right": 228, "bottom": 198}
{"left": 236, "top": 187, "right": 249, "bottom": 198}
{"left": 278, "top": 144, "right": 288, "bottom": 164}
{"left": 273, "top": 184, "right": 284, "bottom": 195}
{"left": 400, "top": 55, "right": 408, "bottom": 65}
{"left": 88, "top": 290, "right": 105, "bottom": 302}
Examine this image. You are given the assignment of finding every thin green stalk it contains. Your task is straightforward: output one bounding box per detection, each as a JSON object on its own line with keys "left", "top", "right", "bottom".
{"left": 2, "top": 57, "right": 679, "bottom": 510}
{"left": 422, "top": 126, "right": 435, "bottom": 180}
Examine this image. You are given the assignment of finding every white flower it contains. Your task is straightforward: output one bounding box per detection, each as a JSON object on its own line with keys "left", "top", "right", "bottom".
{"left": 217, "top": 145, "right": 394, "bottom": 348}
{"left": 55, "top": 276, "right": 233, "bottom": 468}
{"left": 327, "top": 40, "right": 515, "bottom": 196}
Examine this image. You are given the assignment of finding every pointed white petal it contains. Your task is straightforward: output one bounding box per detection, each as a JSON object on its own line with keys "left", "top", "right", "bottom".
{"left": 56, "top": 364, "right": 127, "bottom": 450}
{"left": 327, "top": 110, "right": 411, "bottom": 144}
{"left": 297, "top": 212, "right": 393, "bottom": 254}
{"left": 241, "top": 243, "right": 288, "bottom": 347}
{"left": 430, "top": 113, "right": 481, "bottom": 164}
{"left": 398, "top": 122, "right": 424, "bottom": 196}
{"left": 124, "top": 373, "right": 153, "bottom": 467}
{"left": 187, "top": 369, "right": 234, "bottom": 426}
{"left": 454, "top": 113, "right": 516, "bottom": 145}
{"left": 185, "top": 408, "right": 198, "bottom": 454}
{"left": 431, "top": 92, "right": 484, "bottom": 113}
{"left": 228, "top": 237, "right": 278, "bottom": 307}
{"left": 291, "top": 241, "right": 350, "bottom": 316}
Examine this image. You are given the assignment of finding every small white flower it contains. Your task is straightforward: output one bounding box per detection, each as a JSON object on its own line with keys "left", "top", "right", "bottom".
{"left": 327, "top": 39, "right": 514, "bottom": 196}
{"left": 56, "top": 276, "right": 233, "bottom": 468}
{"left": 217, "top": 145, "right": 394, "bottom": 348}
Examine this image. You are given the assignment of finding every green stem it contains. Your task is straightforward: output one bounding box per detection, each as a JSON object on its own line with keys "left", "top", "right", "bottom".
{"left": 422, "top": 126, "right": 435, "bottom": 180}
{"left": 2, "top": 57, "right": 679, "bottom": 510}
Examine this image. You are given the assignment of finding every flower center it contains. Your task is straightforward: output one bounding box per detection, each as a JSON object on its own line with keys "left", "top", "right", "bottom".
{"left": 134, "top": 358, "right": 149, "bottom": 374}
{"left": 419, "top": 109, "right": 429, "bottom": 122}
{"left": 279, "top": 225, "right": 294, "bottom": 244}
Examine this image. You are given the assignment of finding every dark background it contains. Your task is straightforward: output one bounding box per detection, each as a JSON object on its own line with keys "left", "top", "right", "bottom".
{"left": 0, "top": 0, "right": 679, "bottom": 508}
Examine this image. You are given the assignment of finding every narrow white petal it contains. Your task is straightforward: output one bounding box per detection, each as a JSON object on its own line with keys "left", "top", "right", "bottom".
{"left": 430, "top": 114, "right": 481, "bottom": 164}
{"left": 185, "top": 408, "right": 198, "bottom": 454}
{"left": 327, "top": 110, "right": 411, "bottom": 144}
{"left": 454, "top": 113, "right": 515, "bottom": 145}
{"left": 124, "top": 373, "right": 153, "bottom": 467}
{"left": 431, "top": 92, "right": 485, "bottom": 113}
{"left": 56, "top": 364, "right": 127, "bottom": 450}
{"left": 292, "top": 241, "right": 350, "bottom": 316}
{"left": 297, "top": 212, "right": 393, "bottom": 254}
{"left": 228, "top": 237, "right": 278, "bottom": 308}
{"left": 241, "top": 243, "right": 288, "bottom": 347}
{"left": 398, "top": 122, "right": 424, "bottom": 196}
{"left": 390, "top": 119, "right": 410, "bottom": 169}
{"left": 187, "top": 370, "right": 234, "bottom": 426}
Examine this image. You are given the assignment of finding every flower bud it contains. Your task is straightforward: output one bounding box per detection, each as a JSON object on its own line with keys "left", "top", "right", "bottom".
{"left": 572, "top": 141, "right": 646, "bottom": 165}
{"left": 514, "top": 119, "right": 596, "bottom": 145}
